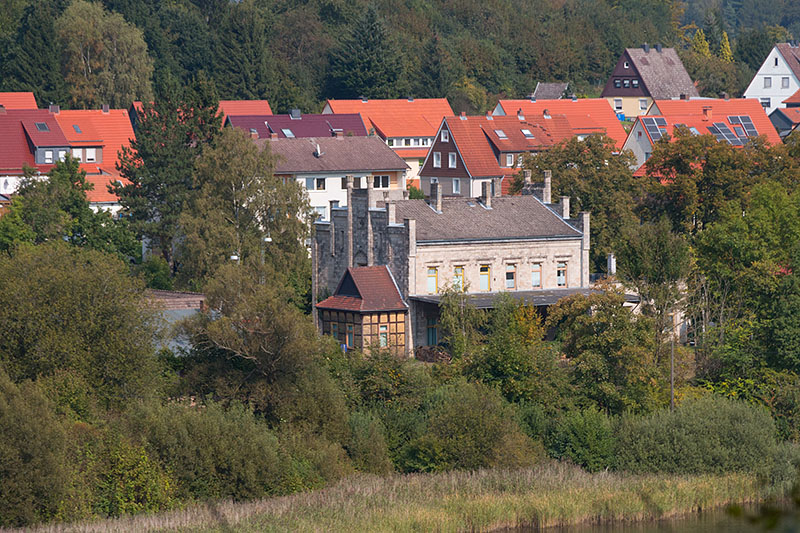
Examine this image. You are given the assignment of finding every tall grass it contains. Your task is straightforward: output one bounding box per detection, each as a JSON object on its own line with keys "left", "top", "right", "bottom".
{"left": 19, "top": 461, "right": 778, "bottom": 533}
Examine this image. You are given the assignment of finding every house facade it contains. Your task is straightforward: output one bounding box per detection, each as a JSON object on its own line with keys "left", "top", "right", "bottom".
{"left": 743, "top": 43, "right": 800, "bottom": 114}
{"left": 600, "top": 45, "right": 699, "bottom": 118}
{"left": 312, "top": 174, "right": 591, "bottom": 355}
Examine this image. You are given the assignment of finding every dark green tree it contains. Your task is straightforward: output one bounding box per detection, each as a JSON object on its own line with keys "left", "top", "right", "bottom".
{"left": 415, "top": 35, "right": 457, "bottom": 99}
{"left": 327, "top": 5, "right": 405, "bottom": 99}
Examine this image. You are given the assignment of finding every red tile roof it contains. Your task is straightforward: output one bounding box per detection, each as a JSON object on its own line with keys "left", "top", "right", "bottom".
{"left": 227, "top": 113, "right": 367, "bottom": 139}
{"left": 776, "top": 107, "right": 800, "bottom": 125}
{"left": 394, "top": 148, "right": 431, "bottom": 159}
{"left": 784, "top": 88, "right": 800, "bottom": 105}
{"left": 495, "top": 99, "right": 628, "bottom": 149}
{"left": 316, "top": 266, "right": 407, "bottom": 312}
{"left": 219, "top": 100, "right": 272, "bottom": 121}
{"left": 0, "top": 109, "right": 65, "bottom": 174}
{"left": 324, "top": 98, "right": 453, "bottom": 138}
{"left": 0, "top": 92, "right": 37, "bottom": 110}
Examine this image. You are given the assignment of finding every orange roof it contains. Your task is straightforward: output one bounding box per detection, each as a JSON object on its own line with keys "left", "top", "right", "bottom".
{"left": 219, "top": 100, "right": 271, "bottom": 121}
{"left": 495, "top": 99, "right": 627, "bottom": 149}
{"left": 0, "top": 92, "right": 37, "bottom": 109}
{"left": 324, "top": 98, "right": 454, "bottom": 138}
{"left": 777, "top": 107, "right": 800, "bottom": 124}
{"left": 648, "top": 99, "right": 781, "bottom": 145}
{"left": 784, "top": 89, "right": 800, "bottom": 105}
{"left": 394, "top": 148, "right": 431, "bottom": 159}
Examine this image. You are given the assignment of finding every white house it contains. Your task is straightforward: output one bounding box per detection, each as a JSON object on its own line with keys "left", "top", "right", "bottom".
{"left": 743, "top": 42, "right": 800, "bottom": 114}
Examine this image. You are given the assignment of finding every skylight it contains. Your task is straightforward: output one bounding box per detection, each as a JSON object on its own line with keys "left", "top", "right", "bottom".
{"left": 494, "top": 129, "right": 507, "bottom": 139}
{"left": 521, "top": 128, "right": 534, "bottom": 139}
{"left": 35, "top": 122, "right": 49, "bottom": 132}
{"left": 281, "top": 128, "right": 295, "bottom": 138}
{"left": 73, "top": 124, "right": 82, "bottom": 133}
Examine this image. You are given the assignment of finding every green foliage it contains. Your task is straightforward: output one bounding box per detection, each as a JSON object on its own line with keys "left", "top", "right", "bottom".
{"left": 548, "top": 409, "right": 616, "bottom": 472}
{"left": 407, "top": 184, "right": 425, "bottom": 200}
{"left": 136, "top": 256, "right": 173, "bottom": 290}
{"left": 346, "top": 411, "right": 393, "bottom": 475}
{"left": 437, "top": 283, "right": 485, "bottom": 360}
{"left": 719, "top": 31, "right": 734, "bottom": 62}
{"left": 615, "top": 396, "right": 779, "bottom": 475}
{"left": 691, "top": 28, "right": 711, "bottom": 57}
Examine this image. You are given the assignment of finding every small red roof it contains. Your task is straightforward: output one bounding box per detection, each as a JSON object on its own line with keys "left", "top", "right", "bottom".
{"left": 0, "top": 92, "right": 37, "bottom": 110}
{"left": 784, "top": 89, "right": 800, "bottom": 105}
{"left": 776, "top": 107, "right": 800, "bottom": 125}
{"left": 324, "top": 98, "right": 454, "bottom": 138}
{"left": 219, "top": 100, "right": 272, "bottom": 121}
{"left": 495, "top": 99, "right": 628, "bottom": 149}
{"left": 316, "top": 266, "right": 407, "bottom": 313}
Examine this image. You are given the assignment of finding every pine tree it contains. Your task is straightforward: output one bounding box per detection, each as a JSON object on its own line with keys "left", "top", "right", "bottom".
{"left": 719, "top": 31, "right": 733, "bottom": 63}
{"left": 691, "top": 28, "right": 711, "bottom": 58}
{"left": 327, "top": 5, "right": 404, "bottom": 99}
{"left": 416, "top": 35, "right": 457, "bottom": 99}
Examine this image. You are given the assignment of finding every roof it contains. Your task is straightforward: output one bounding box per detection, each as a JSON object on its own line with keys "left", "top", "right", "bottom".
{"left": 323, "top": 98, "right": 454, "bottom": 138}
{"left": 772, "top": 107, "right": 800, "bottom": 125}
{"left": 494, "top": 99, "right": 628, "bottom": 149}
{"left": 784, "top": 88, "right": 800, "bottom": 106}
{"left": 263, "top": 136, "right": 408, "bottom": 174}
{"left": 219, "top": 100, "right": 272, "bottom": 121}
{"left": 533, "top": 82, "right": 569, "bottom": 100}
{"left": 227, "top": 113, "right": 367, "bottom": 139}
{"left": 0, "top": 109, "right": 64, "bottom": 173}
{"left": 776, "top": 43, "right": 800, "bottom": 83}
{"left": 316, "top": 266, "right": 407, "bottom": 312}
{"left": 0, "top": 92, "right": 37, "bottom": 110}
{"left": 616, "top": 48, "right": 699, "bottom": 100}
{"left": 648, "top": 99, "right": 781, "bottom": 145}
{"left": 393, "top": 195, "right": 582, "bottom": 243}
{"left": 410, "top": 288, "right": 638, "bottom": 308}
{"left": 438, "top": 114, "right": 573, "bottom": 180}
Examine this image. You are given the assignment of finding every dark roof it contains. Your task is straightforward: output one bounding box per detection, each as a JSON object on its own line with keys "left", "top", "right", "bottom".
{"left": 316, "top": 266, "right": 407, "bottom": 312}
{"left": 227, "top": 113, "right": 368, "bottom": 139}
{"left": 624, "top": 48, "right": 699, "bottom": 100}
{"left": 777, "top": 43, "right": 800, "bottom": 82}
{"left": 410, "top": 288, "right": 639, "bottom": 308}
{"left": 533, "top": 82, "right": 569, "bottom": 100}
{"left": 262, "top": 136, "right": 408, "bottom": 174}
{"left": 394, "top": 195, "right": 582, "bottom": 243}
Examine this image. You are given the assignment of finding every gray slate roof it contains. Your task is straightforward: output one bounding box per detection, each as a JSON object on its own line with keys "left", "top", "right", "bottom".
{"left": 627, "top": 48, "right": 699, "bottom": 100}
{"left": 533, "top": 82, "right": 569, "bottom": 100}
{"left": 411, "top": 288, "right": 639, "bottom": 308}
{"left": 394, "top": 196, "right": 582, "bottom": 243}
{"left": 259, "top": 136, "right": 408, "bottom": 174}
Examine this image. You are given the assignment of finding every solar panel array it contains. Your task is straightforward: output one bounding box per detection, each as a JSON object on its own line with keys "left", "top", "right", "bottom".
{"left": 709, "top": 122, "right": 744, "bottom": 146}
{"left": 642, "top": 117, "right": 668, "bottom": 142}
{"left": 728, "top": 115, "right": 758, "bottom": 137}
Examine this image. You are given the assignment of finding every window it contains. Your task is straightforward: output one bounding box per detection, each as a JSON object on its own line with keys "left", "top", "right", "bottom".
{"left": 639, "top": 99, "right": 648, "bottom": 111}
{"left": 426, "top": 318, "right": 438, "bottom": 345}
{"left": 387, "top": 138, "right": 394, "bottom": 147}
{"left": 44, "top": 150, "right": 53, "bottom": 163}
{"left": 85, "top": 148, "right": 96, "bottom": 162}
{"left": 404, "top": 138, "right": 411, "bottom": 146}
{"left": 764, "top": 77, "right": 772, "bottom": 88}
{"left": 35, "top": 122, "right": 49, "bottom": 132}
{"left": 346, "top": 324, "right": 354, "bottom": 348}
{"left": 783, "top": 77, "right": 791, "bottom": 89}
{"left": 430, "top": 177, "right": 439, "bottom": 184}
{"left": 505, "top": 264, "right": 516, "bottom": 289}
{"left": 413, "top": 138, "right": 420, "bottom": 146}
{"left": 58, "top": 150, "right": 66, "bottom": 161}
{"left": 479, "top": 265, "right": 490, "bottom": 291}
{"left": 614, "top": 79, "right": 622, "bottom": 88}
{"left": 419, "top": 159, "right": 425, "bottom": 167}
{"left": 316, "top": 178, "right": 326, "bottom": 190}
{"left": 423, "top": 138, "right": 431, "bottom": 146}
{"left": 776, "top": 57, "right": 780, "bottom": 66}
{"left": 505, "top": 153, "right": 514, "bottom": 167}
{"left": 557, "top": 262, "right": 567, "bottom": 287}
{"left": 331, "top": 322, "right": 339, "bottom": 341}
{"left": 72, "top": 124, "right": 82, "bottom": 133}
{"left": 452, "top": 178, "right": 461, "bottom": 194}
{"left": 314, "top": 206, "right": 327, "bottom": 220}
{"left": 531, "top": 264, "right": 541, "bottom": 288}
{"left": 72, "top": 148, "right": 82, "bottom": 161}
{"left": 623, "top": 61, "right": 630, "bottom": 69}
{"left": 433, "top": 152, "right": 441, "bottom": 168}
{"left": 453, "top": 266, "right": 464, "bottom": 289}
{"left": 632, "top": 79, "right": 639, "bottom": 88}
{"left": 281, "top": 128, "right": 295, "bottom": 138}
{"left": 441, "top": 130, "right": 449, "bottom": 142}
{"left": 623, "top": 79, "right": 630, "bottom": 88}
{"left": 521, "top": 128, "right": 534, "bottom": 138}
{"left": 448, "top": 152, "right": 457, "bottom": 168}
{"left": 427, "top": 267, "right": 438, "bottom": 294}
{"left": 379, "top": 325, "right": 388, "bottom": 347}
{"left": 494, "top": 129, "right": 507, "bottom": 139}
{"left": 373, "top": 175, "right": 389, "bottom": 188}
{"left": 760, "top": 97, "right": 771, "bottom": 108}
{"left": 614, "top": 99, "right": 623, "bottom": 111}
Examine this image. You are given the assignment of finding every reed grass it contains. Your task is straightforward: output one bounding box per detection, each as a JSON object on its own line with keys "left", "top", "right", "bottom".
{"left": 19, "top": 461, "right": 776, "bottom": 533}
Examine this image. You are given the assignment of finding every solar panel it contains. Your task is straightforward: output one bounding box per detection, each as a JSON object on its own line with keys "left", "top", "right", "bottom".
{"left": 727, "top": 116, "right": 758, "bottom": 137}
{"left": 654, "top": 117, "right": 667, "bottom": 127}
{"left": 642, "top": 117, "right": 666, "bottom": 142}
{"left": 712, "top": 122, "right": 743, "bottom": 146}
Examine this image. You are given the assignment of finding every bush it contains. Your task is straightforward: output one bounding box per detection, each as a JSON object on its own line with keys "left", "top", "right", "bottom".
{"left": 548, "top": 409, "right": 616, "bottom": 472}
{"left": 346, "top": 411, "right": 393, "bottom": 474}
{"left": 615, "top": 396, "right": 779, "bottom": 475}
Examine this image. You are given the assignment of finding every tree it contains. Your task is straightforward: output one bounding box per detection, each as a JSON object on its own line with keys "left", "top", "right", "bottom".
{"left": 0, "top": 243, "right": 161, "bottom": 409}
{"left": 719, "top": 31, "right": 734, "bottom": 62}
{"left": 437, "top": 284, "right": 485, "bottom": 360}
{"left": 113, "top": 76, "right": 221, "bottom": 273}
{"left": 691, "top": 28, "right": 711, "bottom": 57}
{"left": 56, "top": 0, "right": 154, "bottom": 108}
{"left": 0, "top": 157, "right": 138, "bottom": 258}
{"left": 517, "top": 135, "right": 645, "bottom": 272}
{"left": 177, "top": 127, "right": 311, "bottom": 296}
{"left": 327, "top": 5, "right": 405, "bottom": 99}
{"left": 415, "top": 35, "right": 457, "bottom": 99}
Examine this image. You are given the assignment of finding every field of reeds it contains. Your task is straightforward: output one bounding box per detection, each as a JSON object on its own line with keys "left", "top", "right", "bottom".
{"left": 21, "top": 461, "right": 776, "bottom": 533}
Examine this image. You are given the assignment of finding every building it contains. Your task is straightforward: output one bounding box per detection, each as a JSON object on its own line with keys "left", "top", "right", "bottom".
{"left": 226, "top": 109, "right": 367, "bottom": 139}
{"left": 622, "top": 98, "right": 781, "bottom": 170}
{"left": 418, "top": 112, "right": 573, "bottom": 198}
{"left": 0, "top": 92, "right": 37, "bottom": 110}
{"left": 262, "top": 135, "right": 408, "bottom": 221}
{"left": 312, "top": 173, "right": 591, "bottom": 354}
{"left": 743, "top": 42, "right": 800, "bottom": 114}
{"left": 769, "top": 107, "right": 800, "bottom": 138}
{"left": 322, "top": 98, "right": 454, "bottom": 184}
{"left": 532, "top": 82, "right": 569, "bottom": 100}
{"left": 601, "top": 44, "right": 699, "bottom": 118}
{"left": 492, "top": 97, "right": 628, "bottom": 149}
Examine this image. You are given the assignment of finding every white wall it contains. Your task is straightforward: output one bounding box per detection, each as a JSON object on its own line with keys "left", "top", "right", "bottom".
{"left": 621, "top": 121, "right": 652, "bottom": 169}
{"left": 743, "top": 46, "right": 800, "bottom": 114}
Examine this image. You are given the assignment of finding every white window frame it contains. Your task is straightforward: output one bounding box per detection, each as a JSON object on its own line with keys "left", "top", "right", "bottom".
{"left": 783, "top": 77, "right": 791, "bottom": 89}
{"left": 505, "top": 153, "right": 514, "bottom": 167}
{"left": 85, "top": 148, "right": 97, "bottom": 162}
{"left": 44, "top": 150, "right": 53, "bottom": 163}
{"left": 441, "top": 130, "right": 449, "bottom": 142}
{"left": 448, "top": 152, "right": 456, "bottom": 168}
{"left": 433, "top": 152, "right": 441, "bottom": 168}
{"left": 72, "top": 148, "right": 82, "bottom": 161}
{"left": 373, "top": 175, "right": 390, "bottom": 189}
{"left": 639, "top": 99, "right": 648, "bottom": 111}
{"left": 58, "top": 150, "right": 67, "bottom": 162}
{"left": 764, "top": 77, "right": 772, "bottom": 89}
{"left": 614, "top": 99, "right": 623, "bottom": 111}
{"left": 452, "top": 178, "right": 460, "bottom": 194}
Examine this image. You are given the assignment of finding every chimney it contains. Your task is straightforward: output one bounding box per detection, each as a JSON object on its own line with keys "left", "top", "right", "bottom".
{"left": 249, "top": 128, "right": 259, "bottom": 139}
{"left": 49, "top": 104, "right": 59, "bottom": 114}
{"left": 529, "top": 94, "right": 536, "bottom": 102}
{"left": 492, "top": 177, "right": 502, "bottom": 197}
{"left": 102, "top": 104, "right": 109, "bottom": 114}
{"left": 407, "top": 96, "right": 414, "bottom": 102}
{"left": 722, "top": 92, "right": 730, "bottom": 101}
{"left": 481, "top": 181, "right": 492, "bottom": 208}
{"left": 543, "top": 109, "right": 551, "bottom": 119}
{"left": 571, "top": 94, "right": 578, "bottom": 102}
{"left": 542, "top": 170, "right": 552, "bottom": 204}
{"left": 460, "top": 111, "right": 467, "bottom": 120}
{"left": 680, "top": 93, "right": 687, "bottom": 100}
{"left": 655, "top": 43, "right": 662, "bottom": 53}
{"left": 560, "top": 196, "right": 570, "bottom": 218}
{"left": 430, "top": 181, "right": 442, "bottom": 212}
{"left": 523, "top": 169, "right": 532, "bottom": 184}
{"left": 0, "top": 105, "right": 6, "bottom": 115}
{"left": 333, "top": 129, "right": 343, "bottom": 137}
{"left": 386, "top": 201, "right": 396, "bottom": 224}
{"left": 360, "top": 95, "right": 368, "bottom": 103}
{"left": 607, "top": 253, "right": 617, "bottom": 276}
{"left": 642, "top": 43, "right": 650, "bottom": 53}
{"left": 270, "top": 132, "right": 278, "bottom": 139}
{"left": 702, "top": 106, "right": 712, "bottom": 121}
{"left": 517, "top": 108, "right": 524, "bottom": 120}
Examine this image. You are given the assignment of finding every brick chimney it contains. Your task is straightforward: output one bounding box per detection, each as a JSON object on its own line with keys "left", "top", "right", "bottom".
{"left": 49, "top": 104, "right": 59, "bottom": 114}
{"left": 523, "top": 169, "right": 532, "bottom": 184}
{"left": 702, "top": 106, "right": 712, "bottom": 121}
{"left": 492, "top": 177, "right": 502, "bottom": 197}
{"left": 542, "top": 170, "right": 552, "bottom": 204}
{"left": 560, "top": 196, "right": 570, "bottom": 218}
{"left": 102, "top": 104, "right": 110, "bottom": 114}
{"left": 481, "top": 181, "right": 492, "bottom": 208}
{"left": 270, "top": 132, "right": 278, "bottom": 139}
{"left": 386, "top": 201, "right": 396, "bottom": 225}
{"left": 430, "top": 181, "right": 442, "bottom": 212}
{"left": 517, "top": 108, "right": 524, "bottom": 120}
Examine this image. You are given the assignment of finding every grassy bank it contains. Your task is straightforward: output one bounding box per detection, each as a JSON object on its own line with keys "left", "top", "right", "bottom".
{"left": 26, "top": 462, "right": 777, "bottom": 533}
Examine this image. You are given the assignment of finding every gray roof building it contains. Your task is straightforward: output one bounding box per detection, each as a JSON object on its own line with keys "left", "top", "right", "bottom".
{"left": 602, "top": 45, "right": 699, "bottom": 100}
{"left": 533, "top": 82, "right": 569, "bottom": 100}
{"left": 259, "top": 136, "right": 409, "bottom": 174}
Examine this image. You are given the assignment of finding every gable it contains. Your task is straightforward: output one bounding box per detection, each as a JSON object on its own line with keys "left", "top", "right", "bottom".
{"left": 601, "top": 50, "right": 647, "bottom": 97}
{"left": 336, "top": 271, "right": 360, "bottom": 297}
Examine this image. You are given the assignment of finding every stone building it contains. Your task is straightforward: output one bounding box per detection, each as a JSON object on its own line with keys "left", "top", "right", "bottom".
{"left": 312, "top": 172, "right": 591, "bottom": 355}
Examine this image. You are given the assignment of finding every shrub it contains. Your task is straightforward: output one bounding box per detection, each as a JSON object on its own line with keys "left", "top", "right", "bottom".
{"left": 346, "top": 411, "right": 393, "bottom": 474}
{"left": 615, "top": 395, "right": 779, "bottom": 475}
{"left": 548, "top": 409, "right": 616, "bottom": 472}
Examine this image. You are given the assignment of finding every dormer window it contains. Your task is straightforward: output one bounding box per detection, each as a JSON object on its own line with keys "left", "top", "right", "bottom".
{"left": 72, "top": 148, "right": 82, "bottom": 161}
{"left": 44, "top": 150, "right": 53, "bottom": 163}
{"left": 35, "top": 122, "right": 49, "bottom": 132}
{"left": 494, "top": 129, "right": 507, "bottom": 139}
{"left": 632, "top": 79, "right": 639, "bottom": 88}
{"left": 85, "top": 148, "right": 96, "bottom": 162}
{"left": 521, "top": 128, "right": 534, "bottom": 138}
{"left": 73, "top": 124, "right": 82, "bottom": 133}
{"left": 281, "top": 128, "right": 295, "bottom": 138}
{"left": 505, "top": 153, "right": 514, "bottom": 167}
